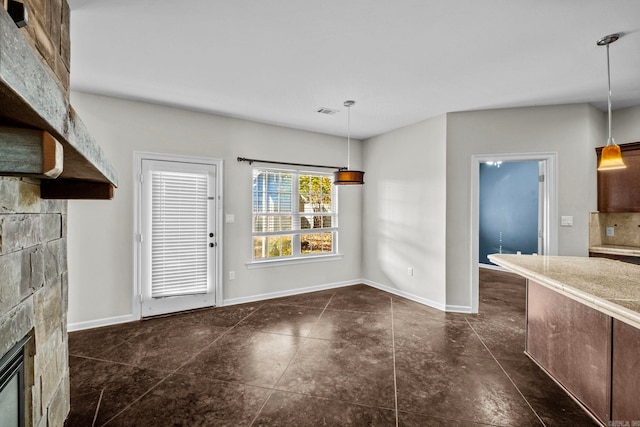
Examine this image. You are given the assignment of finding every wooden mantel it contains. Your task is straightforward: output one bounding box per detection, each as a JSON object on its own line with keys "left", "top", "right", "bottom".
{"left": 0, "top": 6, "right": 117, "bottom": 199}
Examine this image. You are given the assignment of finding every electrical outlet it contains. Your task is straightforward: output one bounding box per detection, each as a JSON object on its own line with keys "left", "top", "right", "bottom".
{"left": 229, "top": 271, "right": 235, "bottom": 280}
{"left": 225, "top": 214, "right": 235, "bottom": 223}
{"left": 606, "top": 226, "right": 615, "bottom": 237}
{"left": 407, "top": 267, "right": 413, "bottom": 277}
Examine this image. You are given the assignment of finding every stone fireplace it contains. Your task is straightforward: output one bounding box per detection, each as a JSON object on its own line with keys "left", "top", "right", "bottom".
{"left": 0, "top": 177, "right": 69, "bottom": 426}
{"left": 1, "top": 1, "right": 117, "bottom": 425}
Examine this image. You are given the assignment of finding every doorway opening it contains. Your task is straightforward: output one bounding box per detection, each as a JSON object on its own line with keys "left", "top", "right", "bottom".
{"left": 479, "top": 160, "right": 540, "bottom": 267}
{"left": 134, "top": 152, "right": 223, "bottom": 318}
{"left": 471, "top": 152, "right": 557, "bottom": 312}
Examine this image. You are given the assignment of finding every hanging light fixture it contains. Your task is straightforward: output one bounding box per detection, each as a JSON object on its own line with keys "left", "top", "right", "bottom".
{"left": 334, "top": 100, "right": 365, "bottom": 185}
{"left": 597, "top": 33, "right": 626, "bottom": 171}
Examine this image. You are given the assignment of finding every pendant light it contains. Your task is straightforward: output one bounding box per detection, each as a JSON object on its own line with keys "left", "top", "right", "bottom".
{"left": 334, "top": 100, "right": 365, "bottom": 185}
{"left": 597, "top": 33, "right": 626, "bottom": 171}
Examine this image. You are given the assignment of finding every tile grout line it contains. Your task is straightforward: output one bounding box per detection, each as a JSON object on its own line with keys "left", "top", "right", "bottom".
{"left": 68, "top": 337, "right": 136, "bottom": 366}
{"left": 465, "top": 318, "right": 546, "bottom": 427}
{"left": 390, "top": 297, "right": 399, "bottom": 427}
{"left": 99, "top": 303, "right": 268, "bottom": 426}
{"left": 248, "top": 292, "right": 337, "bottom": 427}
{"left": 266, "top": 387, "right": 398, "bottom": 412}
{"left": 98, "top": 368, "right": 171, "bottom": 425}
{"left": 91, "top": 388, "right": 105, "bottom": 427}
{"left": 69, "top": 305, "right": 225, "bottom": 365}
{"left": 272, "top": 302, "right": 389, "bottom": 315}
{"left": 69, "top": 354, "right": 172, "bottom": 373}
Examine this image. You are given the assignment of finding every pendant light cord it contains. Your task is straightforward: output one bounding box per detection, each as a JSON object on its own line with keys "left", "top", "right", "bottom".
{"left": 342, "top": 99, "right": 356, "bottom": 171}
{"left": 347, "top": 103, "right": 351, "bottom": 169}
{"left": 606, "top": 42, "right": 613, "bottom": 145}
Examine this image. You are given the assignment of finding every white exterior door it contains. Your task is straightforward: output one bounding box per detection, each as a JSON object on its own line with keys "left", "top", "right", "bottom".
{"left": 140, "top": 158, "right": 218, "bottom": 317}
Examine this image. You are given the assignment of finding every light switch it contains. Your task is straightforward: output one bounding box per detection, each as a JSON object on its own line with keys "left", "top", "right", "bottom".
{"left": 225, "top": 214, "right": 235, "bottom": 223}
{"left": 561, "top": 216, "right": 573, "bottom": 227}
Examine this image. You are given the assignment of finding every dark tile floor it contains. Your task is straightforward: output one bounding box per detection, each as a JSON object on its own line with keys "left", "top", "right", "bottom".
{"left": 65, "top": 269, "right": 598, "bottom": 426}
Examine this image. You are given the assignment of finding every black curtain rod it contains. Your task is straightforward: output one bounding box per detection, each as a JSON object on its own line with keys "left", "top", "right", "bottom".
{"left": 237, "top": 157, "right": 345, "bottom": 170}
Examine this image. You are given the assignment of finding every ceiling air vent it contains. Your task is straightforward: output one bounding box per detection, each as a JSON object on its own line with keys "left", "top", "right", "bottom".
{"left": 316, "top": 107, "right": 338, "bottom": 115}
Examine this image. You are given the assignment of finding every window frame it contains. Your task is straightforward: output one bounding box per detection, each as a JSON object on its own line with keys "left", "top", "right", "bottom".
{"left": 248, "top": 166, "right": 341, "bottom": 266}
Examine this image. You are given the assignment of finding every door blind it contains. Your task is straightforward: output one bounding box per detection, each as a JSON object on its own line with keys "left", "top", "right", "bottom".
{"left": 151, "top": 170, "right": 208, "bottom": 298}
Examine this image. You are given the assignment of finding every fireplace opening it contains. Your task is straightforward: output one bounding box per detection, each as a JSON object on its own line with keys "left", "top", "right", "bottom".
{"left": 0, "top": 336, "right": 30, "bottom": 427}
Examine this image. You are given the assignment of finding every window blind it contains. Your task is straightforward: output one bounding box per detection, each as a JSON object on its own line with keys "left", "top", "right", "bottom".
{"left": 151, "top": 170, "right": 208, "bottom": 298}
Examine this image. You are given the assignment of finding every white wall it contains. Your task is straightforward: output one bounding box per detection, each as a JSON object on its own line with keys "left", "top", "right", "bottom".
{"left": 69, "top": 94, "right": 640, "bottom": 327}
{"left": 68, "top": 92, "right": 363, "bottom": 327}
{"left": 587, "top": 105, "right": 606, "bottom": 210}
{"left": 361, "top": 103, "right": 610, "bottom": 312}
{"left": 445, "top": 104, "right": 604, "bottom": 308}
{"left": 362, "top": 115, "right": 447, "bottom": 308}
{"left": 612, "top": 106, "right": 640, "bottom": 145}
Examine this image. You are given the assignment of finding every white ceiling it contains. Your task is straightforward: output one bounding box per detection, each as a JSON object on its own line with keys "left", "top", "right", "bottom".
{"left": 68, "top": 0, "right": 640, "bottom": 140}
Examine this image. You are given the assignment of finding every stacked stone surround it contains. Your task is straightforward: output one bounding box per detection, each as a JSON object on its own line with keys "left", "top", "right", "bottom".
{"left": 0, "top": 176, "right": 69, "bottom": 427}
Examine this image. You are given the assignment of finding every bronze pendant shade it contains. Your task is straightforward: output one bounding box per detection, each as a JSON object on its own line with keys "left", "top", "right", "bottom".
{"left": 334, "top": 169, "right": 365, "bottom": 185}
{"left": 334, "top": 100, "right": 365, "bottom": 185}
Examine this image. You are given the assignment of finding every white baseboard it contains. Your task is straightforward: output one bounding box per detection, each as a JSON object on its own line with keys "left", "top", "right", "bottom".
{"left": 361, "top": 279, "right": 447, "bottom": 311}
{"left": 222, "top": 279, "right": 360, "bottom": 306}
{"left": 67, "top": 277, "right": 474, "bottom": 331}
{"left": 67, "top": 313, "right": 138, "bottom": 332}
{"left": 444, "top": 304, "right": 473, "bottom": 313}
{"left": 363, "top": 279, "right": 473, "bottom": 314}
{"left": 67, "top": 280, "right": 361, "bottom": 332}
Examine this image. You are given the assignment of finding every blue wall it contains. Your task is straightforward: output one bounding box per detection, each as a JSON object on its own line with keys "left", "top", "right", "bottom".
{"left": 479, "top": 161, "right": 539, "bottom": 265}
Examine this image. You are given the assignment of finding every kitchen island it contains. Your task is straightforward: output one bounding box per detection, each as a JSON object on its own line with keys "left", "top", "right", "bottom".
{"left": 489, "top": 254, "right": 640, "bottom": 426}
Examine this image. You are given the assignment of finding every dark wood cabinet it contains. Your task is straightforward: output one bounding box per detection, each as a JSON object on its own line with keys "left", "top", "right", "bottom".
{"left": 589, "top": 251, "right": 640, "bottom": 265}
{"left": 596, "top": 142, "right": 640, "bottom": 212}
{"left": 526, "top": 280, "right": 640, "bottom": 425}
{"left": 526, "top": 280, "right": 611, "bottom": 424}
{"left": 612, "top": 319, "right": 640, "bottom": 423}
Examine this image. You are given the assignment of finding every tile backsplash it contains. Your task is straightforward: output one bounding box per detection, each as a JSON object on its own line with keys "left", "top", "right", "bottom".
{"left": 590, "top": 212, "right": 640, "bottom": 247}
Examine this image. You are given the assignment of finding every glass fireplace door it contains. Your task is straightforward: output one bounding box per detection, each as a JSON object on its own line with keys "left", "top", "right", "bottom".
{"left": 0, "top": 336, "right": 29, "bottom": 427}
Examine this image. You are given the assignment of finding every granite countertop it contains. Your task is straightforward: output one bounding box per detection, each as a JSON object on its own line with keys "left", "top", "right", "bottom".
{"left": 589, "top": 244, "right": 640, "bottom": 257}
{"left": 488, "top": 254, "right": 640, "bottom": 329}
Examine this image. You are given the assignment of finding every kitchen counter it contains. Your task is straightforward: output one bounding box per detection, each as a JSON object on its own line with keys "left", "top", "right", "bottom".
{"left": 489, "top": 254, "right": 640, "bottom": 425}
{"left": 488, "top": 254, "right": 640, "bottom": 329}
{"left": 589, "top": 244, "right": 640, "bottom": 257}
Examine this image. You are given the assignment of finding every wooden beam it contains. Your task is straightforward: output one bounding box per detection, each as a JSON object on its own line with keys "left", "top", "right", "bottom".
{"left": 0, "top": 125, "right": 63, "bottom": 178}
{"left": 0, "top": 8, "right": 118, "bottom": 186}
{"left": 40, "top": 179, "right": 114, "bottom": 200}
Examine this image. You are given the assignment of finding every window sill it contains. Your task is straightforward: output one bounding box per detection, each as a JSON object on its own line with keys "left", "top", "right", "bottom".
{"left": 246, "top": 254, "right": 343, "bottom": 269}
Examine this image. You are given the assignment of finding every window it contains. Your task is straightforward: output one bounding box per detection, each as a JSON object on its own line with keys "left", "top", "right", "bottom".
{"left": 252, "top": 168, "right": 337, "bottom": 261}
